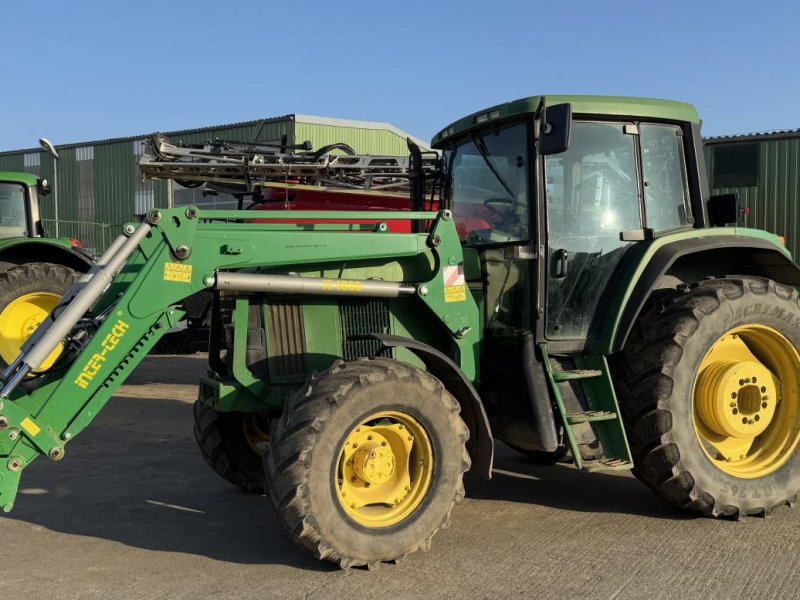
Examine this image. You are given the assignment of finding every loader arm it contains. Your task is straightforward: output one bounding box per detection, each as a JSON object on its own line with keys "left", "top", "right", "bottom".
{"left": 0, "top": 207, "right": 479, "bottom": 511}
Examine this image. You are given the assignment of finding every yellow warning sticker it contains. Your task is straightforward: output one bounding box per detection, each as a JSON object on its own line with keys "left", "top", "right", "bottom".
{"left": 444, "top": 285, "right": 467, "bottom": 303}
{"left": 20, "top": 417, "right": 41, "bottom": 437}
{"left": 164, "top": 262, "right": 193, "bottom": 283}
{"left": 443, "top": 265, "right": 467, "bottom": 303}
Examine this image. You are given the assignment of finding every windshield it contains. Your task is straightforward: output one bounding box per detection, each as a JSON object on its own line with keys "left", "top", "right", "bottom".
{"left": 0, "top": 183, "right": 28, "bottom": 238}
{"left": 443, "top": 121, "right": 530, "bottom": 245}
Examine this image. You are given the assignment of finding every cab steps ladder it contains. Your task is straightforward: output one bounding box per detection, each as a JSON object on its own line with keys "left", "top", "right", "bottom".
{"left": 539, "top": 344, "right": 633, "bottom": 472}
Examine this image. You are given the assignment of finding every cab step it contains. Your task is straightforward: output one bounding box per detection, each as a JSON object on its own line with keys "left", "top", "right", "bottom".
{"left": 566, "top": 410, "right": 617, "bottom": 424}
{"left": 540, "top": 344, "right": 633, "bottom": 473}
{"left": 582, "top": 458, "right": 634, "bottom": 472}
{"left": 552, "top": 369, "right": 602, "bottom": 382}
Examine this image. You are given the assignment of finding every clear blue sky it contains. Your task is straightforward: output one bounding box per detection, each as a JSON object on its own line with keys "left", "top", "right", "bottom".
{"left": 1, "top": 0, "right": 798, "bottom": 151}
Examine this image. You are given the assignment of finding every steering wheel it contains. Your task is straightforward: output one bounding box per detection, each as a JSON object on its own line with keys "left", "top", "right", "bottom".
{"left": 483, "top": 197, "right": 515, "bottom": 218}
{"left": 482, "top": 197, "right": 525, "bottom": 238}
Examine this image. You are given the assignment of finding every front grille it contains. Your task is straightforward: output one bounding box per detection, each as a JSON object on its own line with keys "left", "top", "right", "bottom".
{"left": 267, "top": 299, "right": 307, "bottom": 379}
{"left": 339, "top": 298, "right": 392, "bottom": 360}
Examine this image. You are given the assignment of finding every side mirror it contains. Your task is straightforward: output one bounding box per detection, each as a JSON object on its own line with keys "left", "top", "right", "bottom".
{"left": 707, "top": 193, "right": 739, "bottom": 226}
{"left": 37, "top": 178, "right": 51, "bottom": 196}
{"left": 539, "top": 103, "right": 572, "bottom": 156}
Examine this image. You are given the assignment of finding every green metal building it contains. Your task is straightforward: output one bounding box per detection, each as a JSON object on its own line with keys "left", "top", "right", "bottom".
{"left": 704, "top": 129, "right": 800, "bottom": 259}
{"left": 0, "top": 114, "right": 428, "bottom": 253}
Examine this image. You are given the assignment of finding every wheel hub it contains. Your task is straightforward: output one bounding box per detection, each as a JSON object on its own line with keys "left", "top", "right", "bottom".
{"left": 337, "top": 411, "right": 433, "bottom": 528}
{"left": 696, "top": 359, "right": 776, "bottom": 438}
{"left": 693, "top": 326, "right": 800, "bottom": 478}
{"left": 352, "top": 442, "right": 395, "bottom": 485}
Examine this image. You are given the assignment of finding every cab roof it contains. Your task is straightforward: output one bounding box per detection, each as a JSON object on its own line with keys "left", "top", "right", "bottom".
{"left": 0, "top": 171, "right": 39, "bottom": 187}
{"left": 432, "top": 95, "right": 700, "bottom": 148}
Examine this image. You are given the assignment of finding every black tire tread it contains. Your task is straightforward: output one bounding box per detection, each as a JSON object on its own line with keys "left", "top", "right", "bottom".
{"left": 264, "top": 357, "right": 470, "bottom": 569}
{"left": 193, "top": 401, "right": 266, "bottom": 493}
{"left": 0, "top": 262, "right": 78, "bottom": 368}
{"left": 617, "top": 276, "right": 800, "bottom": 518}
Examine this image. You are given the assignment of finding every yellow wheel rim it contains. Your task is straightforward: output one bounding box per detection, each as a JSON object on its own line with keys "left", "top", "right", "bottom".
{"left": 336, "top": 410, "right": 433, "bottom": 528}
{"left": 693, "top": 324, "right": 800, "bottom": 479}
{"left": 0, "top": 292, "right": 63, "bottom": 371}
{"left": 242, "top": 414, "right": 270, "bottom": 456}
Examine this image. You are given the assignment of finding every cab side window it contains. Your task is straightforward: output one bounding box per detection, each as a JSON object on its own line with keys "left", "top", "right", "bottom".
{"left": 640, "top": 124, "right": 691, "bottom": 231}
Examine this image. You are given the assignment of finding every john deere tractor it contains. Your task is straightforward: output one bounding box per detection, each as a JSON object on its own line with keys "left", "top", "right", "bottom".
{"left": 0, "top": 172, "right": 93, "bottom": 371}
{"left": 2, "top": 96, "right": 800, "bottom": 569}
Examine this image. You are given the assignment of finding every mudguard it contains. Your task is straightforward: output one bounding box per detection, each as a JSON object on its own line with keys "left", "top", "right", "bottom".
{"left": 365, "top": 333, "right": 494, "bottom": 479}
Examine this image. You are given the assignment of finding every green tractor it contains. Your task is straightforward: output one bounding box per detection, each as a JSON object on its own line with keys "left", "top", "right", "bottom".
{"left": 0, "top": 172, "right": 93, "bottom": 370}
{"left": 2, "top": 95, "right": 800, "bottom": 569}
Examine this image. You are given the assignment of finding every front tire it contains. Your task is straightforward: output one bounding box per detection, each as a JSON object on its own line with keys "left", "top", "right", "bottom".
{"left": 618, "top": 277, "right": 800, "bottom": 517}
{"left": 0, "top": 262, "right": 77, "bottom": 371}
{"left": 265, "top": 358, "right": 470, "bottom": 568}
{"left": 193, "top": 402, "right": 269, "bottom": 493}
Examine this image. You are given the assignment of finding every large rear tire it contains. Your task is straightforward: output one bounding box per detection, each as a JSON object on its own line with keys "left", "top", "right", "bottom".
{"left": 264, "top": 357, "right": 470, "bottom": 568}
{"left": 193, "top": 402, "right": 269, "bottom": 493}
{"left": 617, "top": 277, "right": 800, "bottom": 517}
{"left": 0, "top": 262, "right": 77, "bottom": 371}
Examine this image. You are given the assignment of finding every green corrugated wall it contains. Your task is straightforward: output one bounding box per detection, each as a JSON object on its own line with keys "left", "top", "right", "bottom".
{"left": 704, "top": 135, "right": 800, "bottom": 260}
{"left": 294, "top": 121, "right": 414, "bottom": 155}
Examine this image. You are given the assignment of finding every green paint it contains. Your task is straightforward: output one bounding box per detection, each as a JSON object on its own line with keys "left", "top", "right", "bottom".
{"left": 433, "top": 95, "right": 700, "bottom": 147}
{"left": 1, "top": 97, "right": 795, "bottom": 516}
{"left": 0, "top": 205, "right": 481, "bottom": 507}
{"left": 597, "top": 227, "right": 789, "bottom": 353}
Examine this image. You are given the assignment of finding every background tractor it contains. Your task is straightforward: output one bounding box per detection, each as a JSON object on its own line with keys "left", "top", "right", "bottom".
{"left": 2, "top": 95, "right": 800, "bottom": 570}
{"left": 0, "top": 171, "right": 93, "bottom": 370}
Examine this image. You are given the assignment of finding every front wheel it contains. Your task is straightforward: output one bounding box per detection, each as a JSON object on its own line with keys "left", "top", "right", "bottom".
{"left": 618, "top": 277, "right": 800, "bottom": 517}
{"left": 0, "top": 262, "right": 77, "bottom": 371}
{"left": 193, "top": 402, "right": 269, "bottom": 493}
{"left": 264, "top": 358, "right": 470, "bottom": 568}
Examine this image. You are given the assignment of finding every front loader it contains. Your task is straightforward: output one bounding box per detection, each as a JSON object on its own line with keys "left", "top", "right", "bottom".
{"left": 3, "top": 95, "right": 800, "bottom": 569}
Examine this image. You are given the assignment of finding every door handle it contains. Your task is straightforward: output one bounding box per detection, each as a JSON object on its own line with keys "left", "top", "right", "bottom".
{"left": 554, "top": 249, "right": 569, "bottom": 278}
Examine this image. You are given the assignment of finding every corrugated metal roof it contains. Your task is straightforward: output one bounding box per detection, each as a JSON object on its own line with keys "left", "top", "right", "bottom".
{"left": 704, "top": 128, "right": 800, "bottom": 144}
{"left": 0, "top": 115, "right": 295, "bottom": 155}
{"left": 0, "top": 113, "right": 429, "bottom": 155}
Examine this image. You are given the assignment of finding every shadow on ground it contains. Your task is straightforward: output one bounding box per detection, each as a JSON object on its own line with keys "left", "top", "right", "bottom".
{"left": 466, "top": 442, "right": 691, "bottom": 521}
{"left": 3, "top": 355, "right": 687, "bottom": 571}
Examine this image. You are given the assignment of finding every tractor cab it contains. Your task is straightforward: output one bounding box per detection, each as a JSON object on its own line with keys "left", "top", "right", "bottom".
{"left": 432, "top": 96, "right": 780, "bottom": 457}
{"left": 434, "top": 96, "right": 709, "bottom": 345}
{"left": 0, "top": 172, "right": 48, "bottom": 240}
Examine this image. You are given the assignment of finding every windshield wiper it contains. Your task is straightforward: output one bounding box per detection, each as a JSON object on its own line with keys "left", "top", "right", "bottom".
{"left": 472, "top": 134, "right": 516, "bottom": 200}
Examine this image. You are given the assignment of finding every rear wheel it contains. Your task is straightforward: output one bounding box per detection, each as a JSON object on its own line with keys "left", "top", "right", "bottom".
{"left": 265, "top": 358, "right": 470, "bottom": 568}
{"left": 0, "top": 263, "right": 77, "bottom": 371}
{"left": 193, "top": 401, "right": 269, "bottom": 493}
{"left": 618, "top": 277, "right": 800, "bottom": 517}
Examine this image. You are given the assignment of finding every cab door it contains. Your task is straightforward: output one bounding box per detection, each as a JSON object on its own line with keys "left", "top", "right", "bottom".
{"left": 543, "top": 121, "right": 643, "bottom": 341}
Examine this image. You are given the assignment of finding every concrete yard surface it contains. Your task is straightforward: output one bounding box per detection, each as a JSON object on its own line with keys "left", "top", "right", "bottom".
{"left": 3, "top": 354, "right": 800, "bottom": 599}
